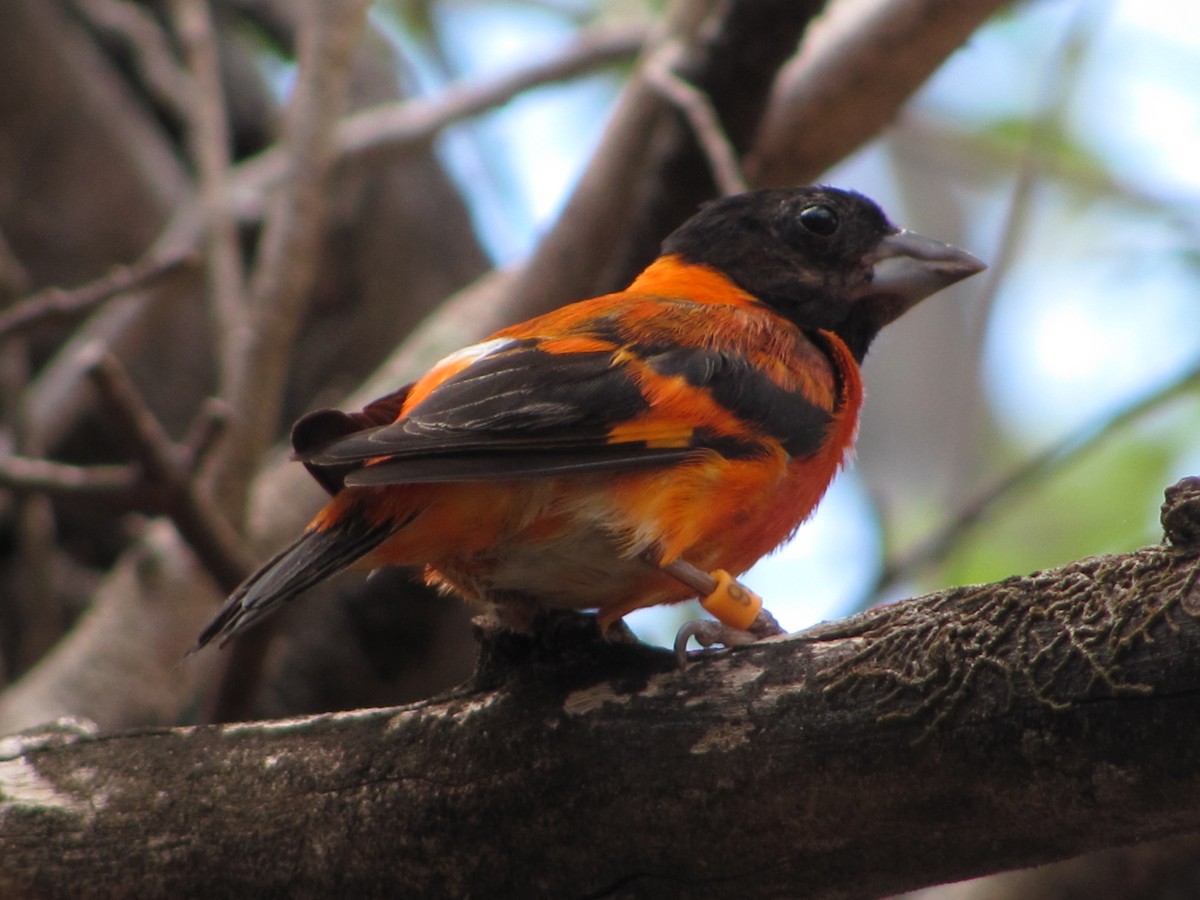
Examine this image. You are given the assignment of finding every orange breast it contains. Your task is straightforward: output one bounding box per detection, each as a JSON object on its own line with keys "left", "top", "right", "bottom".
{"left": 616, "top": 331, "right": 860, "bottom": 570}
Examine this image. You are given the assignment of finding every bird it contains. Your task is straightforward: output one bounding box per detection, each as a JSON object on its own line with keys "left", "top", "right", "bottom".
{"left": 194, "top": 186, "right": 984, "bottom": 657}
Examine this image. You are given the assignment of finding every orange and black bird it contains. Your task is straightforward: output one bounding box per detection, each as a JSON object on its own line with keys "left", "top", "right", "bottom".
{"left": 195, "top": 186, "right": 983, "bottom": 655}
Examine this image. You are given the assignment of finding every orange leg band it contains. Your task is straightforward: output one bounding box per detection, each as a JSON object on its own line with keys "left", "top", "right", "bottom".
{"left": 658, "top": 558, "right": 763, "bottom": 631}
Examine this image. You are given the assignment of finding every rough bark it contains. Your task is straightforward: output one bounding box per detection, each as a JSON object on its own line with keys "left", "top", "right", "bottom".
{"left": 3, "top": 478, "right": 1200, "bottom": 899}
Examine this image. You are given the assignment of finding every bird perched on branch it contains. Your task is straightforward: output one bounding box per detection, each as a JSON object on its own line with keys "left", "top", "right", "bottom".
{"left": 195, "top": 186, "right": 983, "bottom": 658}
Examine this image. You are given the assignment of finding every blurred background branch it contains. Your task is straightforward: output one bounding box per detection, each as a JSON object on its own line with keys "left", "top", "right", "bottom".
{"left": 0, "top": 0, "right": 1197, "bottom": 894}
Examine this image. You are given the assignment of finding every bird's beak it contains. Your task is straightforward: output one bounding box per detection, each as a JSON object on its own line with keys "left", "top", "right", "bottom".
{"left": 858, "top": 229, "right": 986, "bottom": 325}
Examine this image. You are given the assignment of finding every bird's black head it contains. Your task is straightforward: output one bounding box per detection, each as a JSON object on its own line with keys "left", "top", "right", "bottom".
{"left": 661, "top": 187, "right": 985, "bottom": 360}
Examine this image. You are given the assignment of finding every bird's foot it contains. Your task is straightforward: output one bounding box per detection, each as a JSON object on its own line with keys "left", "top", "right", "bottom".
{"left": 674, "top": 607, "right": 784, "bottom": 667}
{"left": 649, "top": 556, "right": 787, "bottom": 665}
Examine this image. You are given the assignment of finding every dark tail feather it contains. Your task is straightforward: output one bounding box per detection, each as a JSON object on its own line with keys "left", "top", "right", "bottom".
{"left": 192, "top": 518, "right": 392, "bottom": 652}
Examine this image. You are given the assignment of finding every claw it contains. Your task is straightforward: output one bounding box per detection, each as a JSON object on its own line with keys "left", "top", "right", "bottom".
{"left": 674, "top": 618, "right": 755, "bottom": 667}
{"left": 649, "top": 555, "right": 785, "bottom": 666}
{"left": 673, "top": 607, "right": 786, "bottom": 668}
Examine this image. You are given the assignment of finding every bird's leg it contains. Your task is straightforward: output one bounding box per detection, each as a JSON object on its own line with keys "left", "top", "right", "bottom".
{"left": 473, "top": 591, "right": 543, "bottom": 636}
{"left": 648, "top": 555, "right": 785, "bottom": 666}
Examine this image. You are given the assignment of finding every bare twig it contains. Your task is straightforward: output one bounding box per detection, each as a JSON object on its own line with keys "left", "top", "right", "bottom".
{"left": 340, "top": 24, "right": 644, "bottom": 156}
{"left": 210, "top": 0, "right": 369, "bottom": 518}
{"left": 0, "top": 455, "right": 140, "bottom": 496}
{"left": 228, "top": 23, "right": 646, "bottom": 217}
{"left": 72, "top": 0, "right": 193, "bottom": 115}
{"left": 866, "top": 2, "right": 1120, "bottom": 604}
{"left": 84, "top": 348, "right": 250, "bottom": 593}
{"left": 180, "top": 398, "right": 232, "bottom": 469}
{"left": 645, "top": 41, "right": 748, "bottom": 196}
{"left": 86, "top": 349, "right": 186, "bottom": 486}
{"left": 869, "top": 356, "right": 1200, "bottom": 601}
{"left": 201, "top": 0, "right": 370, "bottom": 724}
{"left": 0, "top": 252, "right": 193, "bottom": 343}
{"left": 169, "top": 0, "right": 248, "bottom": 386}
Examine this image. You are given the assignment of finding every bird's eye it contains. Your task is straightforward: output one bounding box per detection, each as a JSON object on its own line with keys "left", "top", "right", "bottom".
{"left": 798, "top": 204, "right": 839, "bottom": 236}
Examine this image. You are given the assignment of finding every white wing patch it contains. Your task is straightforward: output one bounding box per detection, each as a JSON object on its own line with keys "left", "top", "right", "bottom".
{"left": 435, "top": 337, "right": 517, "bottom": 370}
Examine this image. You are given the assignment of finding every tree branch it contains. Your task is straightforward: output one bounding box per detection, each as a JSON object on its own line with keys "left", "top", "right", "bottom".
{"left": 5, "top": 479, "right": 1200, "bottom": 898}
{"left": 870, "top": 354, "right": 1200, "bottom": 602}
{"left": 168, "top": 0, "right": 249, "bottom": 389}
{"left": 0, "top": 251, "right": 194, "bottom": 343}
{"left": 72, "top": 0, "right": 194, "bottom": 116}
{"left": 0, "top": 520, "right": 223, "bottom": 734}
{"left": 749, "top": 0, "right": 1011, "bottom": 187}
{"left": 226, "top": 22, "right": 645, "bottom": 214}
{"left": 644, "top": 41, "right": 749, "bottom": 196}
{"left": 503, "top": 0, "right": 826, "bottom": 322}
{"left": 85, "top": 349, "right": 251, "bottom": 593}
{"left": 0, "top": 455, "right": 138, "bottom": 496}
{"left": 208, "top": 0, "right": 368, "bottom": 518}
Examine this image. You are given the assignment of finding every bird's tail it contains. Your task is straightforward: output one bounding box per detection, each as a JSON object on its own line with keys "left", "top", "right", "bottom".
{"left": 192, "top": 515, "right": 393, "bottom": 652}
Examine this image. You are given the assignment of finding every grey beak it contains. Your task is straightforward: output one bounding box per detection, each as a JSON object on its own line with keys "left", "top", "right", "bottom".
{"left": 862, "top": 229, "right": 986, "bottom": 321}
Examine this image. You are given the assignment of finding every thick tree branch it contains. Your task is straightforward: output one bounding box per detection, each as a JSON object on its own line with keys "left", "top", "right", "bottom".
{"left": 504, "top": 0, "right": 826, "bottom": 321}
{"left": 0, "top": 521, "right": 223, "bottom": 733}
{"left": 644, "top": 41, "right": 749, "bottom": 196}
{"left": 749, "top": 0, "right": 1011, "bottom": 187}
{"left": 4, "top": 479, "right": 1200, "bottom": 899}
